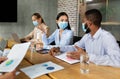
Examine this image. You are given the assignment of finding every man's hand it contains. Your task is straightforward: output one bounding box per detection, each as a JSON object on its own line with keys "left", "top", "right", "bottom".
{"left": 66, "top": 51, "right": 80, "bottom": 60}
{"left": 49, "top": 47, "right": 60, "bottom": 56}
{"left": 74, "top": 45, "right": 86, "bottom": 55}
{"left": 66, "top": 45, "right": 86, "bottom": 60}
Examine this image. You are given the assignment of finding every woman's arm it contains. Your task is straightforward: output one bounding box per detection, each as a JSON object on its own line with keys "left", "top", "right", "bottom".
{"left": 20, "top": 29, "right": 34, "bottom": 42}
{"left": 44, "top": 26, "right": 49, "bottom": 37}
{"left": 60, "top": 30, "right": 74, "bottom": 45}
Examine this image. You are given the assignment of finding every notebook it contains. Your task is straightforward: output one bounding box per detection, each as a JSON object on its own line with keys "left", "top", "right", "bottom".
{"left": 11, "top": 33, "right": 21, "bottom": 43}
{"left": 55, "top": 53, "right": 80, "bottom": 64}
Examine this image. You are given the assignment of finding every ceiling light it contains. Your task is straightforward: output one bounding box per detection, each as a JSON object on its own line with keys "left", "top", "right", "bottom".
{"left": 86, "top": 0, "right": 93, "bottom": 2}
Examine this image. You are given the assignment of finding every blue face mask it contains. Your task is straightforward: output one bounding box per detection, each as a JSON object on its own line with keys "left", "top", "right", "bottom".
{"left": 82, "top": 23, "right": 87, "bottom": 32}
{"left": 58, "top": 21, "right": 68, "bottom": 30}
{"left": 33, "top": 21, "right": 38, "bottom": 26}
{"left": 82, "top": 23, "right": 91, "bottom": 33}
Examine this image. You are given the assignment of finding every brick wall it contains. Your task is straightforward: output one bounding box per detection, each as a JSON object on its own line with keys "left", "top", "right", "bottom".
{"left": 58, "top": 0, "right": 79, "bottom": 35}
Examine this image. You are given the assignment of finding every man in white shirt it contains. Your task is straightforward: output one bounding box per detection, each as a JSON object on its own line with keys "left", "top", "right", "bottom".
{"left": 49, "top": 9, "right": 120, "bottom": 67}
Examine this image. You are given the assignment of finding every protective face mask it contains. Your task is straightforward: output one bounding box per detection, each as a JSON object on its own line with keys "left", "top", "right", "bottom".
{"left": 58, "top": 21, "right": 68, "bottom": 30}
{"left": 33, "top": 21, "right": 38, "bottom": 26}
{"left": 82, "top": 23, "right": 91, "bottom": 33}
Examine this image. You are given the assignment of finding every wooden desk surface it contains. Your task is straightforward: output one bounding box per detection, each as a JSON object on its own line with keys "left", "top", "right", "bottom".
{"left": 48, "top": 63, "right": 120, "bottom": 79}
{"left": 25, "top": 50, "right": 71, "bottom": 68}
{"left": 23, "top": 50, "right": 120, "bottom": 79}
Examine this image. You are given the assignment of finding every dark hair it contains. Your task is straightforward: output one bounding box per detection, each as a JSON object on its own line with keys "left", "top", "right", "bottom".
{"left": 32, "top": 13, "right": 45, "bottom": 24}
{"left": 56, "top": 12, "right": 71, "bottom": 30}
{"left": 85, "top": 9, "right": 102, "bottom": 27}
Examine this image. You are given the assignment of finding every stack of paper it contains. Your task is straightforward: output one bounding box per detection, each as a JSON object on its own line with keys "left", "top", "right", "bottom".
{"left": 20, "top": 61, "right": 64, "bottom": 79}
{"left": 55, "top": 53, "right": 80, "bottom": 64}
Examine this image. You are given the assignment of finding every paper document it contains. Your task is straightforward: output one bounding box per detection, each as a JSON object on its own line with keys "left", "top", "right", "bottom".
{"left": 0, "top": 49, "right": 11, "bottom": 57}
{"left": 55, "top": 53, "right": 80, "bottom": 64}
{"left": 0, "top": 42, "right": 31, "bottom": 72}
{"left": 2, "top": 49, "right": 11, "bottom": 57}
{"left": 20, "top": 61, "right": 64, "bottom": 79}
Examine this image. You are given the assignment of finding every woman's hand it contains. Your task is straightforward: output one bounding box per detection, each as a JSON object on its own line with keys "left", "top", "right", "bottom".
{"left": 0, "top": 57, "right": 7, "bottom": 63}
{"left": 35, "top": 42, "right": 43, "bottom": 51}
{"left": 0, "top": 70, "right": 16, "bottom": 79}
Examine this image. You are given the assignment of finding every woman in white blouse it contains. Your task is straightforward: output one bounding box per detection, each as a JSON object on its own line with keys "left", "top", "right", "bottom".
{"left": 20, "top": 13, "right": 49, "bottom": 43}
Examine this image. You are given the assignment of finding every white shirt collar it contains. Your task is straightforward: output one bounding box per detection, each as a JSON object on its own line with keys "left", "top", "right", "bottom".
{"left": 88, "top": 28, "right": 102, "bottom": 40}
{"left": 93, "top": 28, "right": 102, "bottom": 39}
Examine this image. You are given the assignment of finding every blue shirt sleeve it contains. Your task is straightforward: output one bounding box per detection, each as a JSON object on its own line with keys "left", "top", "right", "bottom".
{"left": 60, "top": 30, "right": 74, "bottom": 45}
{"left": 42, "top": 30, "right": 57, "bottom": 45}
{"left": 60, "top": 45, "right": 76, "bottom": 53}
{"left": 74, "top": 34, "right": 87, "bottom": 49}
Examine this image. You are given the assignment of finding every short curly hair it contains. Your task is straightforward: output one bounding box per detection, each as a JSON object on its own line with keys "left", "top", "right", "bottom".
{"left": 85, "top": 9, "right": 102, "bottom": 27}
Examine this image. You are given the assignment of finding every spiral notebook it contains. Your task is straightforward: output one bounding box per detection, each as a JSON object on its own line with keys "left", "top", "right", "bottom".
{"left": 55, "top": 53, "right": 80, "bottom": 64}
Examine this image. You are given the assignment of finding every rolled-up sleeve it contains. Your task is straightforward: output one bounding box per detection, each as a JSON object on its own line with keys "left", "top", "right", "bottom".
{"left": 42, "top": 30, "right": 57, "bottom": 45}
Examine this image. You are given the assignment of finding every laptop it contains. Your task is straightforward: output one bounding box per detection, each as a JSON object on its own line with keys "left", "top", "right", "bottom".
{"left": 0, "top": 39, "right": 7, "bottom": 51}
{"left": 11, "top": 33, "right": 21, "bottom": 43}
{"left": 0, "top": 39, "right": 8, "bottom": 56}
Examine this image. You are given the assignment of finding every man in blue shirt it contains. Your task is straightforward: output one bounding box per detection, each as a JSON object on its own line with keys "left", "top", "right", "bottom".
{"left": 49, "top": 9, "right": 120, "bottom": 67}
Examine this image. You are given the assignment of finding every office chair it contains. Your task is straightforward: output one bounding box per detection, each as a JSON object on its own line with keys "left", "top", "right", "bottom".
{"left": 73, "top": 36, "right": 82, "bottom": 44}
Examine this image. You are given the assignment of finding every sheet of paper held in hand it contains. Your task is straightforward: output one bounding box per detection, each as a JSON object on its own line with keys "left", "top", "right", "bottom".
{"left": 20, "top": 61, "right": 64, "bottom": 79}
{"left": 55, "top": 52, "right": 80, "bottom": 64}
{"left": 0, "top": 42, "right": 31, "bottom": 72}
